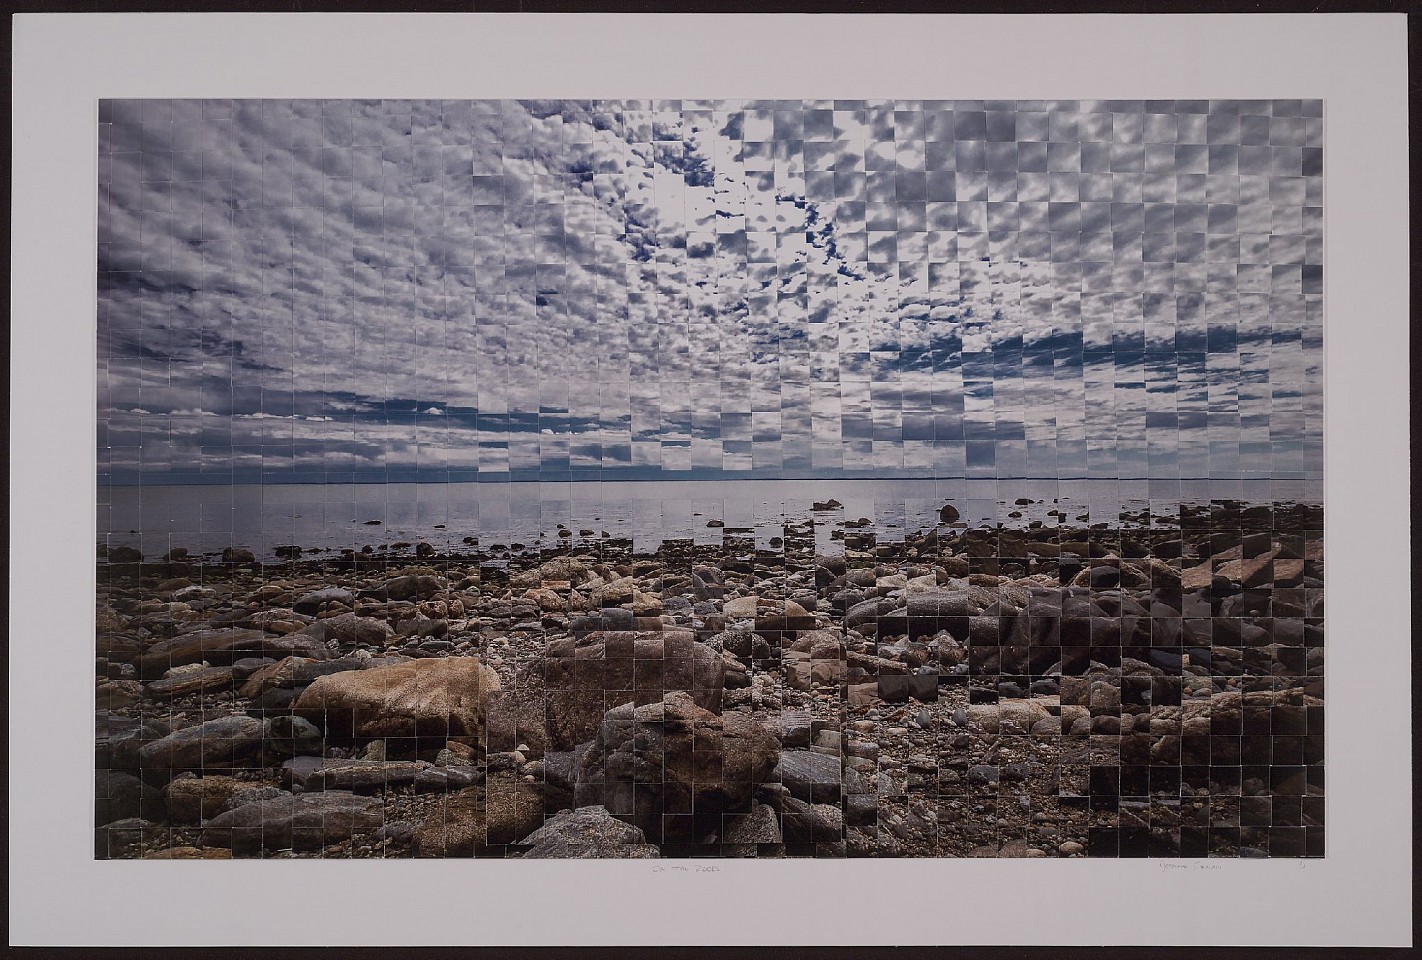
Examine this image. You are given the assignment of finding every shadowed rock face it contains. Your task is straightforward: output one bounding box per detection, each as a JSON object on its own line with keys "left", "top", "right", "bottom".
{"left": 293, "top": 656, "right": 501, "bottom": 739}
{"left": 485, "top": 630, "right": 726, "bottom": 757}
{"left": 574, "top": 691, "right": 779, "bottom": 846}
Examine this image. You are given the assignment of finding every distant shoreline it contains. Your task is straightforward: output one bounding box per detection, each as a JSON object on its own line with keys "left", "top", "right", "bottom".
{"left": 97, "top": 475, "right": 1323, "bottom": 488}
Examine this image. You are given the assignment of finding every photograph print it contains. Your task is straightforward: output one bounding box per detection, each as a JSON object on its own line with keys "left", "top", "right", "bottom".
{"left": 95, "top": 97, "right": 1325, "bottom": 860}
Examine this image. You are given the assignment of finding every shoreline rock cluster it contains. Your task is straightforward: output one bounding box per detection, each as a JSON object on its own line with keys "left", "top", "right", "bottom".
{"left": 95, "top": 499, "right": 1324, "bottom": 859}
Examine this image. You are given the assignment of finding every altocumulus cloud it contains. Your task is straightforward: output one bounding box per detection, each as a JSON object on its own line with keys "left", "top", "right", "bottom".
{"left": 98, "top": 99, "right": 1323, "bottom": 483}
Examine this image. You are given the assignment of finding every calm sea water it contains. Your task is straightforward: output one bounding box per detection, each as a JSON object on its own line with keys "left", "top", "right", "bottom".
{"left": 98, "top": 478, "right": 1323, "bottom": 562}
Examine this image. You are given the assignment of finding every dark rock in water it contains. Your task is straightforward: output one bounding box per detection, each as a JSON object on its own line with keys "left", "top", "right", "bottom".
{"left": 221, "top": 547, "right": 256, "bottom": 564}
{"left": 106, "top": 546, "right": 144, "bottom": 564}
{"left": 573, "top": 692, "right": 779, "bottom": 845}
{"left": 292, "top": 587, "right": 355, "bottom": 615}
{"left": 520, "top": 806, "right": 660, "bottom": 858}
{"left": 773, "top": 750, "right": 843, "bottom": 805}
{"left": 202, "top": 791, "right": 383, "bottom": 853}
{"left": 877, "top": 673, "right": 939, "bottom": 703}
{"left": 812, "top": 499, "right": 843, "bottom": 511}
{"left": 938, "top": 503, "right": 960, "bottom": 524}
{"left": 363, "top": 520, "right": 383, "bottom": 525}
{"left": 95, "top": 770, "right": 164, "bottom": 825}
{"left": 274, "top": 545, "right": 303, "bottom": 561}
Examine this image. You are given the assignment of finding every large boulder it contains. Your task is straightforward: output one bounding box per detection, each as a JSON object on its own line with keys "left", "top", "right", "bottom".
{"left": 485, "top": 630, "right": 725, "bottom": 757}
{"left": 519, "top": 806, "right": 660, "bottom": 858}
{"left": 980, "top": 586, "right": 1107, "bottom": 675}
{"left": 573, "top": 691, "right": 779, "bottom": 846}
{"left": 95, "top": 770, "right": 164, "bottom": 825}
{"left": 138, "top": 714, "right": 322, "bottom": 774}
{"left": 137, "top": 628, "right": 330, "bottom": 681}
{"left": 201, "top": 791, "right": 383, "bottom": 854}
{"left": 293, "top": 656, "right": 501, "bottom": 740}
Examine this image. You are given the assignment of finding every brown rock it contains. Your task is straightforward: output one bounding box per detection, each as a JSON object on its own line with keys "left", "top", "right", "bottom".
{"left": 413, "top": 787, "right": 485, "bottom": 857}
{"left": 484, "top": 771, "right": 546, "bottom": 844}
{"left": 486, "top": 630, "right": 725, "bottom": 757}
{"left": 145, "top": 666, "right": 236, "bottom": 700}
{"left": 143, "top": 846, "right": 233, "bottom": 859}
{"left": 163, "top": 776, "right": 244, "bottom": 825}
{"left": 294, "top": 656, "right": 501, "bottom": 739}
{"left": 138, "top": 628, "right": 330, "bottom": 681}
{"left": 574, "top": 692, "right": 779, "bottom": 845}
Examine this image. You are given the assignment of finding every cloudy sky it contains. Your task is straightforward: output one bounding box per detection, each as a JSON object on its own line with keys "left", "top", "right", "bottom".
{"left": 97, "top": 99, "right": 1323, "bottom": 483}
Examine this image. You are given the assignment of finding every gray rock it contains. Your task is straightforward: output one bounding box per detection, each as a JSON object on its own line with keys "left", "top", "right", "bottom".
{"left": 967, "top": 764, "right": 1000, "bottom": 785}
{"left": 721, "top": 803, "right": 783, "bottom": 845}
{"left": 770, "top": 711, "right": 814, "bottom": 749}
{"left": 519, "top": 806, "right": 660, "bottom": 858}
{"left": 773, "top": 750, "right": 842, "bottom": 804}
{"left": 292, "top": 587, "right": 355, "bottom": 615}
{"left": 202, "top": 791, "right": 383, "bottom": 853}
{"left": 781, "top": 795, "right": 844, "bottom": 843}
{"left": 300, "top": 613, "right": 394, "bottom": 648}
{"left": 95, "top": 770, "right": 164, "bottom": 824}
{"left": 138, "top": 714, "right": 321, "bottom": 774}
{"left": 301, "top": 759, "right": 478, "bottom": 794}
{"left": 877, "top": 673, "right": 939, "bottom": 703}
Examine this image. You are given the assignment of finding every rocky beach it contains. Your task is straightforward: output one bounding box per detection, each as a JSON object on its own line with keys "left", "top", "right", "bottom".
{"left": 94, "top": 498, "right": 1324, "bottom": 860}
